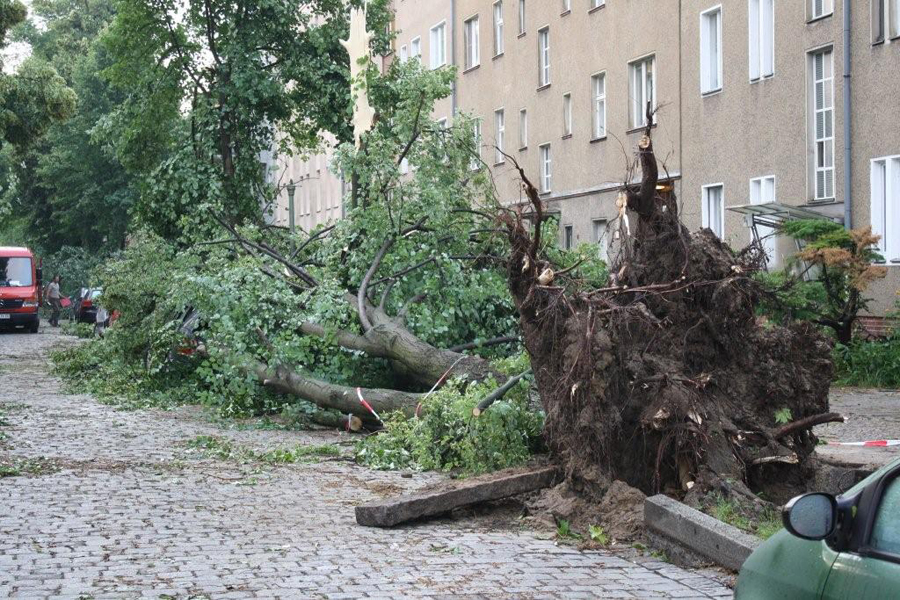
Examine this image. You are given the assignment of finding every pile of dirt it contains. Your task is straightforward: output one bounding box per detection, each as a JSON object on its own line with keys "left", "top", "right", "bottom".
{"left": 528, "top": 479, "right": 646, "bottom": 542}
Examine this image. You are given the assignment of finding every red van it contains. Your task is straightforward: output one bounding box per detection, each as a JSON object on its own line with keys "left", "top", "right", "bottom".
{"left": 0, "top": 247, "right": 42, "bottom": 333}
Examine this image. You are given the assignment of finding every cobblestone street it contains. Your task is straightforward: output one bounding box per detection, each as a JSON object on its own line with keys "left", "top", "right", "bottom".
{"left": 0, "top": 326, "right": 734, "bottom": 599}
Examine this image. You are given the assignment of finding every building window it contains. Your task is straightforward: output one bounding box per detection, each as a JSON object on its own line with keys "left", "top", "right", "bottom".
{"left": 495, "top": 109, "right": 505, "bottom": 163}
{"left": 809, "top": 0, "right": 833, "bottom": 20}
{"left": 750, "top": 175, "right": 777, "bottom": 265}
{"left": 810, "top": 48, "right": 835, "bottom": 201}
{"left": 563, "top": 93, "right": 572, "bottom": 137}
{"left": 400, "top": 44, "right": 408, "bottom": 63}
{"left": 540, "top": 143, "right": 552, "bottom": 192}
{"left": 562, "top": 0, "right": 571, "bottom": 13}
{"left": 538, "top": 28, "right": 551, "bottom": 87}
{"left": 564, "top": 225, "right": 573, "bottom": 249}
{"left": 700, "top": 6, "right": 723, "bottom": 94}
{"left": 629, "top": 55, "right": 656, "bottom": 129}
{"left": 464, "top": 16, "right": 480, "bottom": 70}
{"left": 872, "top": 0, "right": 900, "bottom": 44}
{"left": 518, "top": 0, "right": 526, "bottom": 35}
{"left": 749, "top": 0, "right": 775, "bottom": 81}
{"left": 430, "top": 22, "right": 446, "bottom": 69}
{"left": 519, "top": 108, "right": 528, "bottom": 149}
{"left": 590, "top": 0, "right": 606, "bottom": 10}
{"left": 702, "top": 184, "right": 725, "bottom": 238}
{"left": 493, "top": 1, "right": 504, "bottom": 55}
{"left": 471, "top": 119, "right": 482, "bottom": 170}
{"left": 411, "top": 37, "right": 421, "bottom": 59}
{"left": 592, "top": 219, "right": 609, "bottom": 261}
{"left": 591, "top": 72, "right": 607, "bottom": 139}
{"left": 871, "top": 156, "right": 900, "bottom": 263}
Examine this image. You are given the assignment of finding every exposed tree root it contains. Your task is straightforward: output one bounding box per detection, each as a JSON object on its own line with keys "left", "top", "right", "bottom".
{"left": 500, "top": 120, "right": 834, "bottom": 503}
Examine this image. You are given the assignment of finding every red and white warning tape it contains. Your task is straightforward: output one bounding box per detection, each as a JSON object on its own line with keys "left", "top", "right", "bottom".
{"left": 356, "top": 387, "right": 383, "bottom": 425}
{"left": 416, "top": 355, "right": 467, "bottom": 418}
{"left": 827, "top": 440, "right": 900, "bottom": 447}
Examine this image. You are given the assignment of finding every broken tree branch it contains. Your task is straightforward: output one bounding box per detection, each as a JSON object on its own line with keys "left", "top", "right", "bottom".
{"left": 450, "top": 336, "right": 520, "bottom": 353}
{"left": 472, "top": 370, "right": 532, "bottom": 417}
{"left": 774, "top": 413, "right": 846, "bottom": 440}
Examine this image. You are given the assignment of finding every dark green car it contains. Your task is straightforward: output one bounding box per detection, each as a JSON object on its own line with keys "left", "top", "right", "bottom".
{"left": 736, "top": 456, "right": 900, "bottom": 599}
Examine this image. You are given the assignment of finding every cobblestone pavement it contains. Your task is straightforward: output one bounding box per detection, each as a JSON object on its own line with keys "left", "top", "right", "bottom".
{"left": 0, "top": 325, "right": 734, "bottom": 599}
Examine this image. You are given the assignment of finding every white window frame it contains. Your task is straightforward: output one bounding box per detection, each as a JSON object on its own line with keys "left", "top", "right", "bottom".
{"left": 563, "top": 224, "right": 574, "bottom": 249}
{"left": 701, "top": 183, "right": 725, "bottom": 239}
{"left": 700, "top": 6, "right": 724, "bottom": 94}
{"left": 873, "top": 0, "right": 900, "bottom": 44}
{"left": 749, "top": 0, "right": 775, "bottom": 81}
{"left": 400, "top": 44, "right": 409, "bottom": 63}
{"left": 562, "top": 93, "right": 572, "bottom": 137}
{"left": 871, "top": 155, "right": 900, "bottom": 264}
{"left": 410, "top": 37, "right": 422, "bottom": 59}
{"left": 464, "top": 15, "right": 480, "bottom": 70}
{"left": 629, "top": 54, "right": 657, "bottom": 129}
{"left": 518, "top": 0, "right": 526, "bottom": 35}
{"left": 540, "top": 143, "right": 552, "bottom": 192}
{"left": 562, "top": 0, "right": 571, "bottom": 13}
{"left": 590, "top": 0, "right": 606, "bottom": 11}
{"left": 495, "top": 109, "right": 506, "bottom": 164}
{"left": 430, "top": 21, "right": 447, "bottom": 69}
{"left": 591, "top": 72, "right": 607, "bottom": 140}
{"left": 809, "top": 47, "right": 835, "bottom": 201}
{"left": 538, "top": 27, "right": 551, "bottom": 87}
{"left": 519, "top": 108, "right": 528, "bottom": 149}
{"left": 493, "top": 1, "right": 504, "bottom": 56}
{"left": 809, "top": 0, "right": 834, "bottom": 21}
{"left": 750, "top": 175, "right": 778, "bottom": 265}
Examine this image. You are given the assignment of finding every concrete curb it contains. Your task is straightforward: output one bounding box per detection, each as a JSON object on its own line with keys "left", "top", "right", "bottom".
{"left": 644, "top": 494, "right": 761, "bottom": 572}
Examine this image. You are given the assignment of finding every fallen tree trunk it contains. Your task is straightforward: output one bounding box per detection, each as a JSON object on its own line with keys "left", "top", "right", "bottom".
{"left": 500, "top": 120, "right": 834, "bottom": 502}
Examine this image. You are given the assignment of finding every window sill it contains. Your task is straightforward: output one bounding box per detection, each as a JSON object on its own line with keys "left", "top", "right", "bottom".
{"left": 562, "top": 133, "right": 573, "bottom": 140}
{"left": 589, "top": 136, "right": 607, "bottom": 144}
{"left": 536, "top": 83, "right": 551, "bottom": 92}
{"left": 463, "top": 64, "right": 481, "bottom": 75}
{"left": 539, "top": 191, "right": 552, "bottom": 197}
{"left": 560, "top": 9, "right": 571, "bottom": 17}
{"left": 701, "top": 87, "right": 723, "bottom": 98}
{"left": 494, "top": 161, "right": 506, "bottom": 167}
{"left": 750, "top": 74, "right": 775, "bottom": 84}
{"left": 588, "top": 4, "right": 606, "bottom": 15}
{"left": 518, "top": 146, "right": 528, "bottom": 152}
{"left": 626, "top": 123, "right": 657, "bottom": 135}
{"left": 517, "top": 32, "right": 526, "bottom": 39}
{"left": 873, "top": 39, "right": 886, "bottom": 47}
{"left": 493, "top": 52, "right": 504, "bottom": 60}
{"left": 808, "top": 197, "right": 836, "bottom": 205}
{"left": 806, "top": 13, "right": 833, "bottom": 25}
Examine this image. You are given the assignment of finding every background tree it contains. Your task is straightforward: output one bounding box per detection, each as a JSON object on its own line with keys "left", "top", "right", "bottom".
{"left": 101, "top": 0, "right": 392, "bottom": 240}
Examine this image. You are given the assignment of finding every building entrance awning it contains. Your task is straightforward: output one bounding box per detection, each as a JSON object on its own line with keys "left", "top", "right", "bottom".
{"left": 727, "top": 202, "right": 843, "bottom": 230}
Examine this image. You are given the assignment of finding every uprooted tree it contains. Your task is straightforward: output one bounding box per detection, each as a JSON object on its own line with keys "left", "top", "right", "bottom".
{"left": 499, "top": 118, "right": 841, "bottom": 502}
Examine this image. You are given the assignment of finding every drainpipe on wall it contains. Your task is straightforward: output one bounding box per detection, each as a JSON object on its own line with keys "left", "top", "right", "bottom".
{"left": 842, "top": 0, "right": 853, "bottom": 228}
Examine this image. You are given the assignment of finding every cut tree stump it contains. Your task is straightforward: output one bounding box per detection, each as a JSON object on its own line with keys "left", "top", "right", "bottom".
{"left": 355, "top": 465, "right": 561, "bottom": 527}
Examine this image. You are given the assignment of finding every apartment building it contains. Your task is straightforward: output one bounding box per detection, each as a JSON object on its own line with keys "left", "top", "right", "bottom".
{"left": 267, "top": 140, "right": 345, "bottom": 233}
{"left": 453, "top": 0, "right": 683, "bottom": 261}
{"left": 681, "top": 0, "right": 900, "bottom": 313}
{"left": 270, "top": 0, "right": 899, "bottom": 313}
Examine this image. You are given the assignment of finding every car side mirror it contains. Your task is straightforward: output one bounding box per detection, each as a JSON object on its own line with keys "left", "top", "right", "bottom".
{"left": 783, "top": 492, "right": 838, "bottom": 541}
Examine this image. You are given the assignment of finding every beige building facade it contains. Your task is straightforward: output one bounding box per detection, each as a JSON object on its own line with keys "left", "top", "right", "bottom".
{"left": 271, "top": 0, "right": 899, "bottom": 313}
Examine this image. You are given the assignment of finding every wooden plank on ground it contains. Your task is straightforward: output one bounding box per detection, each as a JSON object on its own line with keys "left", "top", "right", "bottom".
{"left": 355, "top": 466, "right": 560, "bottom": 527}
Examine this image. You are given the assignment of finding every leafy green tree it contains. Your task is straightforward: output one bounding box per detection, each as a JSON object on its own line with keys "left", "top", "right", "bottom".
{"left": 101, "top": 0, "right": 392, "bottom": 239}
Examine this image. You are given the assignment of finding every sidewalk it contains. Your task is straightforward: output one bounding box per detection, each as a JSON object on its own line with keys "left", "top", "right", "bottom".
{"left": 814, "top": 388, "right": 900, "bottom": 470}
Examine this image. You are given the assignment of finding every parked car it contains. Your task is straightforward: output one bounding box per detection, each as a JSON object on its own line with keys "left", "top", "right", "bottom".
{"left": 73, "top": 288, "right": 103, "bottom": 324}
{"left": 736, "top": 456, "right": 900, "bottom": 599}
{"left": 0, "top": 246, "right": 42, "bottom": 333}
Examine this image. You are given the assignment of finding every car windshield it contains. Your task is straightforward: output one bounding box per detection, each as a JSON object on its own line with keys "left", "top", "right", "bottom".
{"left": 0, "top": 257, "right": 33, "bottom": 287}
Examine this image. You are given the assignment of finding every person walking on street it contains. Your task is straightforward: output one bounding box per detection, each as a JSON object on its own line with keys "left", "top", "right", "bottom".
{"left": 47, "top": 275, "right": 61, "bottom": 327}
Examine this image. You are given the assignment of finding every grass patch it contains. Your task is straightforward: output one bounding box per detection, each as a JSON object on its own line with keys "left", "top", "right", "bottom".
{"left": 0, "top": 457, "right": 61, "bottom": 478}
{"left": 706, "top": 493, "right": 782, "bottom": 540}
{"left": 185, "top": 435, "right": 341, "bottom": 465}
{"left": 833, "top": 336, "right": 900, "bottom": 388}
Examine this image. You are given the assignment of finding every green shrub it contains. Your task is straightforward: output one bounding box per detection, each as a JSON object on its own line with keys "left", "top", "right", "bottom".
{"left": 61, "top": 321, "right": 95, "bottom": 339}
{"left": 833, "top": 335, "right": 900, "bottom": 388}
{"left": 355, "top": 377, "right": 545, "bottom": 476}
